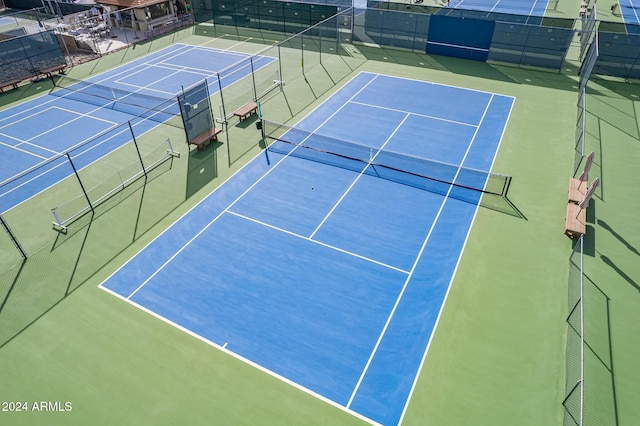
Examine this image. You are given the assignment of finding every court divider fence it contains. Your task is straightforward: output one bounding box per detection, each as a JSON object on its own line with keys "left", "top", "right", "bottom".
{"left": 195, "top": 9, "right": 365, "bottom": 124}
{"left": 0, "top": 113, "right": 181, "bottom": 263}
{"left": 1, "top": 9, "right": 364, "bottom": 265}
{"left": 592, "top": 24, "right": 640, "bottom": 81}
{"left": 0, "top": 30, "right": 68, "bottom": 89}
{"left": 575, "top": 32, "right": 598, "bottom": 175}
{"left": 563, "top": 236, "right": 584, "bottom": 426}
{"left": 579, "top": 3, "right": 597, "bottom": 61}
{"left": 563, "top": 29, "right": 597, "bottom": 425}
{"left": 351, "top": 1, "right": 575, "bottom": 70}
{"left": 192, "top": 0, "right": 347, "bottom": 34}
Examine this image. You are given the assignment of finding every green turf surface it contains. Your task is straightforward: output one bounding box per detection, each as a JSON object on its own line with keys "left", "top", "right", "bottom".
{"left": 1, "top": 25, "right": 639, "bottom": 426}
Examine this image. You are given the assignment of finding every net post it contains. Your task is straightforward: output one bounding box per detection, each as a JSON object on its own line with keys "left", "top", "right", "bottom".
{"left": 165, "top": 137, "right": 180, "bottom": 158}
{"left": 51, "top": 207, "right": 67, "bottom": 233}
{"left": 503, "top": 175, "right": 512, "bottom": 198}
{"left": 66, "top": 153, "right": 94, "bottom": 214}
{"left": 278, "top": 45, "right": 283, "bottom": 88}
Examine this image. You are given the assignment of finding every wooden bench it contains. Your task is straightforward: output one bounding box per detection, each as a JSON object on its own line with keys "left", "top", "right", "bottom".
{"left": 579, "top": 1, "right": 588, "bottom": 16}
{"left": 233, "top": 101, "right": 258, "bottom": 121}
{"left": 568, "top": 177, "right": 587, "bottom": 204}
{"left": 0, "top": 78, "right": 22, "bottom": 93}
{"left": 189, "top": 127, "right": 222, "bottom": 150}
{"left": 564, "top": 203, "right": 586, "bottom": 237}
{"left": 38, "top": 64, "right": 66, "bottom": 79}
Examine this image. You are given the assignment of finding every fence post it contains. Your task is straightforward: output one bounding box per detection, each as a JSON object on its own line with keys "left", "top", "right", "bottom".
{"left": 250, "top": 57, "right": 258, "bottom": 101}
{"left": 217, "top": 72, "right": 227, "bottom": 123}
{"left": 66, "top": 153, "right": 94, "bottom": 214}
{"left": 0, "top": 214, "right": 27, "bottom": 259}
{"left": 128, "top": 121, "right": 147, "bottom": 178}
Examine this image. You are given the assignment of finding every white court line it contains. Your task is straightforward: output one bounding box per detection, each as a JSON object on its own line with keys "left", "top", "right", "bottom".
{"left": 21, "top": 109, "right": 118, "bottom": 144}
{"left": 0, "top": 42, "right": 233, "bottom": 129}
{"left": 0, "top": 106, "right": 65, "bottom": 131}
{"left": 0, "top": 45, "right": 202, "bottom": 189}
{"left": 125, "top": 153, "right": 294, "bottom": 300}
{"left": 528, "top": 0, "right": 539, "bottom": 16}
{"left": 0, "top": 44, "right": 195, "bottom": 126}
{"left": 349, "top": 100, "right": 479, "bottom": 127}
{"left": 140, "top": 61, "right": 213, "bottom": 77}
{"left": 125, "top": 74, "right": 381, "bottom": 301}
{"left": 399, "top": 94, "right": 515, "bottom": 425}
{"left": 0, "top": 132, "right": 29, "bottom": 144}
{"left": 309, "top": 113, "right": 411, "bottom": 239}
{"left": 370, "top": 71, "right": 515, "bottom": 100}
{"left": 114, "top": 44, "right": 274, "bottom": 102}
{"left": 53, "top": 106, "right": 120, "bottom": 125}
{"left": 628, "top": 0, "right": 640, "bottom": 25}
{"left": 15, "top": 141, "right": 61, "bottom": 156}
{"left": 16, "top": 141, "right": 62, "bottom": 156}
{"left": 0, "top": 104, "right": 118, "bottom": 161}
{"left": 98, "top": 284, "right": 380, "bottom": 426}
{"left": 150, "top": 46, "right": 254, "bottom": 72}
{"left": 346, "top": 94, "right": 496, "bottom": 409}
{"left": 0, "top": 141, "right": 49, "bottom": 160}
{"left": 227, "top": 210, "right": 409, "bottom": 274}
{"left": 221, "top": 37, "right": 261, "bottom": 53}
{"left": 0, "top": 105, "right": 166, "bottom": 205}
{"left": 1, "top": 42, "right": 248, "bottom": 201}
{"left": 95, "top": 72, "right": 374, "bottom": 298}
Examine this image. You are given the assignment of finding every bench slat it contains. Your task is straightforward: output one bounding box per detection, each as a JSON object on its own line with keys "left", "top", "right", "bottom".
{"left": 568, "top": 177, "right": 587, "bottom": 204}
{"left": 564, "top": 203, "right": 586, "bottom": 237}
{"left": 0, "top": 79, "right": 22, "bottom": 92}
{"left": 233, "top": 101, "right": 258, "bottom": 121}
{"left": 189, "top": 127, "right": 222, "bottom": 150}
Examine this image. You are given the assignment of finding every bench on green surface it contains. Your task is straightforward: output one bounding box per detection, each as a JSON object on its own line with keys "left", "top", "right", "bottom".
{"left": 38, "top": 64, "right": 66, "bottom": 78}
{"left": 568, "top": 177, "right": 587, "bottom": 204}
{"left": 233, "top": 101, "right": 258, "bottom": 121}
{"left": 189, "top": 127, "right": 222, "bottom": 150}
{"left": 564, "top": 203, "right": 586, "bottom": 237}
{"left": 0, "top": 78, "right": 22, "bottom": 93}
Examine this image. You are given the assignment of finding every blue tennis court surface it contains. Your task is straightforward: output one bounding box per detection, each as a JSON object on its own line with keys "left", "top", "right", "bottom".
{"left": 449, "top": 0, "right": 549, "bottom": 15}
{"left": 100, "top": 72, "right": 514, "bottom": 425}
{"left": 619, "top": 0, "right": 640, "bottom": 27}
{"left": 0, "top": 43, "right": 274, "bottom": 213}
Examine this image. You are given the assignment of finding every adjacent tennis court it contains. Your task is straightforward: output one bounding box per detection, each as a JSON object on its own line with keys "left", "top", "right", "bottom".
{"left": 0, "top": 42, "right": 274, "bottom": 213}
{"left": 448, "top": 0, "right": 550, "bottom": 15}
{"left": 618, "top": 0, "right": 640, "bottom": 26}
{"left": 99, "top": 72, "right": 514, "bottom": 425}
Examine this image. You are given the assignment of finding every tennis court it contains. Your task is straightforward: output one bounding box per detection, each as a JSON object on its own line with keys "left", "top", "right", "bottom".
{"left": 448, "top": 0, "right": 550, "bottom": 15}
{"left": 618, "top": 0, "right": 640, "bottom": 26}
{"left": 99, "top": 72, "right": 513, "bottom": 425}
{"left": 0, "top": 42, "right": 274, "bottom": 212}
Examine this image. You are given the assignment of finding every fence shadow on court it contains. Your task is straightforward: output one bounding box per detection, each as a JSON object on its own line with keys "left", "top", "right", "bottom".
{"left": 479, "top": 193, "right": 527, "bottom": 220}
{"left": 582, "top": 271, "right": 619, "bottom": 425}
{"left": 186, "top": 142, "right": 220, "bottom": 199}
{"left": 0, "top": 154, "right": 185, "bottom": 349}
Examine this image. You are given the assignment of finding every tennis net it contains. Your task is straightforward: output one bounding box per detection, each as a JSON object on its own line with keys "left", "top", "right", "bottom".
{"left": 262, "top": 120, "right": 512, "bottom": 198}
{"left": 50, "top": 76, "right": 180, "bottom": 123}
